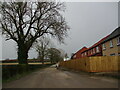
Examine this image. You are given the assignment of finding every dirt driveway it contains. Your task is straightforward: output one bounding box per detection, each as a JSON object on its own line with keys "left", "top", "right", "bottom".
{"left": 3, "top": 65, "right": 118, "bottom": 88}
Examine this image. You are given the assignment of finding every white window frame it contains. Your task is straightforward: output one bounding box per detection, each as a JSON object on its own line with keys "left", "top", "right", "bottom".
{"left": 96, "top": 47, "right": 99, "bottom": 53}
{"left": 102, "top": 44, "right": 106, "bottom": 50}
{"left": 91, "top": 50, "right": 92, "bottom": 54}
{"left": 117, "top": 37, "right": 120, "bottom": 46}
{"left": 110, "top": 40, "right": 113, "bottom": 48}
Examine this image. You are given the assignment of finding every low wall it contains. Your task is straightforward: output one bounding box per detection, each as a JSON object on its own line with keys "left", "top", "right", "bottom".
{"left": 59, "top": 56, "right": 120, "bottom": 72}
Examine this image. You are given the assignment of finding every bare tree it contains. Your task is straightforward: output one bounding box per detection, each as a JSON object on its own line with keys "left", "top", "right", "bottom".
{"left": 0, "top": 2, "right": 69, "bottom": 64}
{"left": 48, "top": 48, "right": 63, "bottom": 64}
{"left": 34, "top": 37, "right": 51, "bottom": 64}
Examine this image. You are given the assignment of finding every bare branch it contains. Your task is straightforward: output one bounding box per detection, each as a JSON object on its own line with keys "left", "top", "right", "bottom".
{"left": 0, "top": 2, "right": 69, "bottom": 63}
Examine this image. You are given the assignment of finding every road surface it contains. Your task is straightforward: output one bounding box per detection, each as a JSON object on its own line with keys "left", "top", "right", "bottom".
{"left": 3, "top": 65, "right": 118, "bottom": 88}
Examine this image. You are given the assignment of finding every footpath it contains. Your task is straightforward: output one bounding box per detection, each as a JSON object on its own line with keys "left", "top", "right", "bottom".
{"left": 58, "top": 67, "right": 120, "bottom": 79}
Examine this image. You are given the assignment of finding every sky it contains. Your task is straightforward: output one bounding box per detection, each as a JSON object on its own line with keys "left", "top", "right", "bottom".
{"left": 0, "top": 2, "right": 118, "bottom": 60}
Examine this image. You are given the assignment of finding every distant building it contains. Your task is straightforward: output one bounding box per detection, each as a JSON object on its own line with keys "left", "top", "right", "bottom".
{"left": 71, "top": 27, "right": 120, "bottom": 59}
{"left": 81, "top": 35, "right": 109, "bottom": 57}
{"left": 64, "top": 57, "right": 70, "bottom": 61}
{"left": 102, "top": 27, "right": 120, "bottom": 56}
{"left": 71, "top": 47, "right": 88, "bottom": 59}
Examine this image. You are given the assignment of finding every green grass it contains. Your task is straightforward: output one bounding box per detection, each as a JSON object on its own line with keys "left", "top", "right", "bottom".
{"left": 2, "top": 64, "right": 54, "bottom": 83}
{"left": 2, "top": 71, "right": 30, "bottom": 83}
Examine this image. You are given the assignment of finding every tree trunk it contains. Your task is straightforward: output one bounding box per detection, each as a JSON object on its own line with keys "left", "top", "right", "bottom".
{"left": 41, "top": 59, "right": 44, "bottom": 64}
{"left": 18, "top": 45, "right": 28, "bottom": 65}
{"left": 41, "top": 56, "right": 44, "bottom": 64}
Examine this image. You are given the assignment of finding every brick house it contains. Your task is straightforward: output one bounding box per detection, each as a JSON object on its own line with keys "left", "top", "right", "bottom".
{"left": 81, "top": 35, "right": 109, "bottom": 58}
{"left": 102, "top": 27, "right": 120, "bottom": 56}
{"left": 71, "top": 47, "right": 88, "bottom": 59}
{"left": 71, "top": 28, "right": 119, "bottom": 59}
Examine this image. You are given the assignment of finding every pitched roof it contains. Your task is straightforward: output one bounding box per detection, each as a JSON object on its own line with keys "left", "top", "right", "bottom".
{"left": 88, "top": 35, "right": 110, "bottom": 50}
{"left": 102, "top": 27, "right": 120, "bottom": 43}
{"left": 73, "top": 27, "right": 120, "bottom": 55}
{"left": 75, "top": 47, "right": 88, "bottom": 54}
{"left": 81, "top": 35, "right": 110, "bottom": 53}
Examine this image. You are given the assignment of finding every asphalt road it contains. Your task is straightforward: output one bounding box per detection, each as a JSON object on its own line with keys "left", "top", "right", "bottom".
{"left": 3, "top": 65, "right": 118, "bottom": 88}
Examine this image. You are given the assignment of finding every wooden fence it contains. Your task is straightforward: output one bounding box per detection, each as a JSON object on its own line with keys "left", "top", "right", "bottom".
{"left": 59, "top": 56, "right": 120, "bottom": 72}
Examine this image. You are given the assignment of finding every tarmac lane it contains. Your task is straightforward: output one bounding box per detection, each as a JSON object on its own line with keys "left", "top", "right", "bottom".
{"left": 2, "top": 65, "right": 118, "bottom": 88}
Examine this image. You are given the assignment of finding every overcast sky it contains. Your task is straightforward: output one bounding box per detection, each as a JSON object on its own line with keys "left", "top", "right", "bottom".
{"left": 0, "top": 2, "right": 118, "bottom": 60}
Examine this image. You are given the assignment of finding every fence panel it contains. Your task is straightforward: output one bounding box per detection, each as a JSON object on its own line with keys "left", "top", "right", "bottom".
{"left": 59, "top": 56, "right": 119, "bottom": 72}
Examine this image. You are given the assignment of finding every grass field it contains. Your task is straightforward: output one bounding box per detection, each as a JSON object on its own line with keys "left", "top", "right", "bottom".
{"left": 2, "top": 63, "right": 54, "bottom": 83}
{"left": 1, "top": 62, "right": 51, "bottom": 65}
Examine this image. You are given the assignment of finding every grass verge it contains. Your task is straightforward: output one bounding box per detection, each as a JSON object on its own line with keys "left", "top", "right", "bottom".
{"left": 2, "top": 63, "right": 54, "bottom": 83}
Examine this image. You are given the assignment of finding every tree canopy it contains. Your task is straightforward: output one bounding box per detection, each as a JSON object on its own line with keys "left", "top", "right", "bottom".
{"left": 0, "top": 2, "right": 69, "bottom": 64}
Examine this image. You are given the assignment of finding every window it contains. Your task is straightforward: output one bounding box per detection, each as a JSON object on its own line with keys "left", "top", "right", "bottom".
{"left": 93, "top": 48, "right": 95, "bottom": 53}
{"left": 102, "top": 44, "right": 106, "bottom": 50}
{"left": 96, "top": 47, "right": 99, "bottom": 53}
{"left": 110, "top": 53, "right": 115, "bottom": 56}
{"left": 110, "top": 40, "right": 113, "bottom": 48}
{"left": 117, "top": 37, "right": 120, "bottom": 46}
